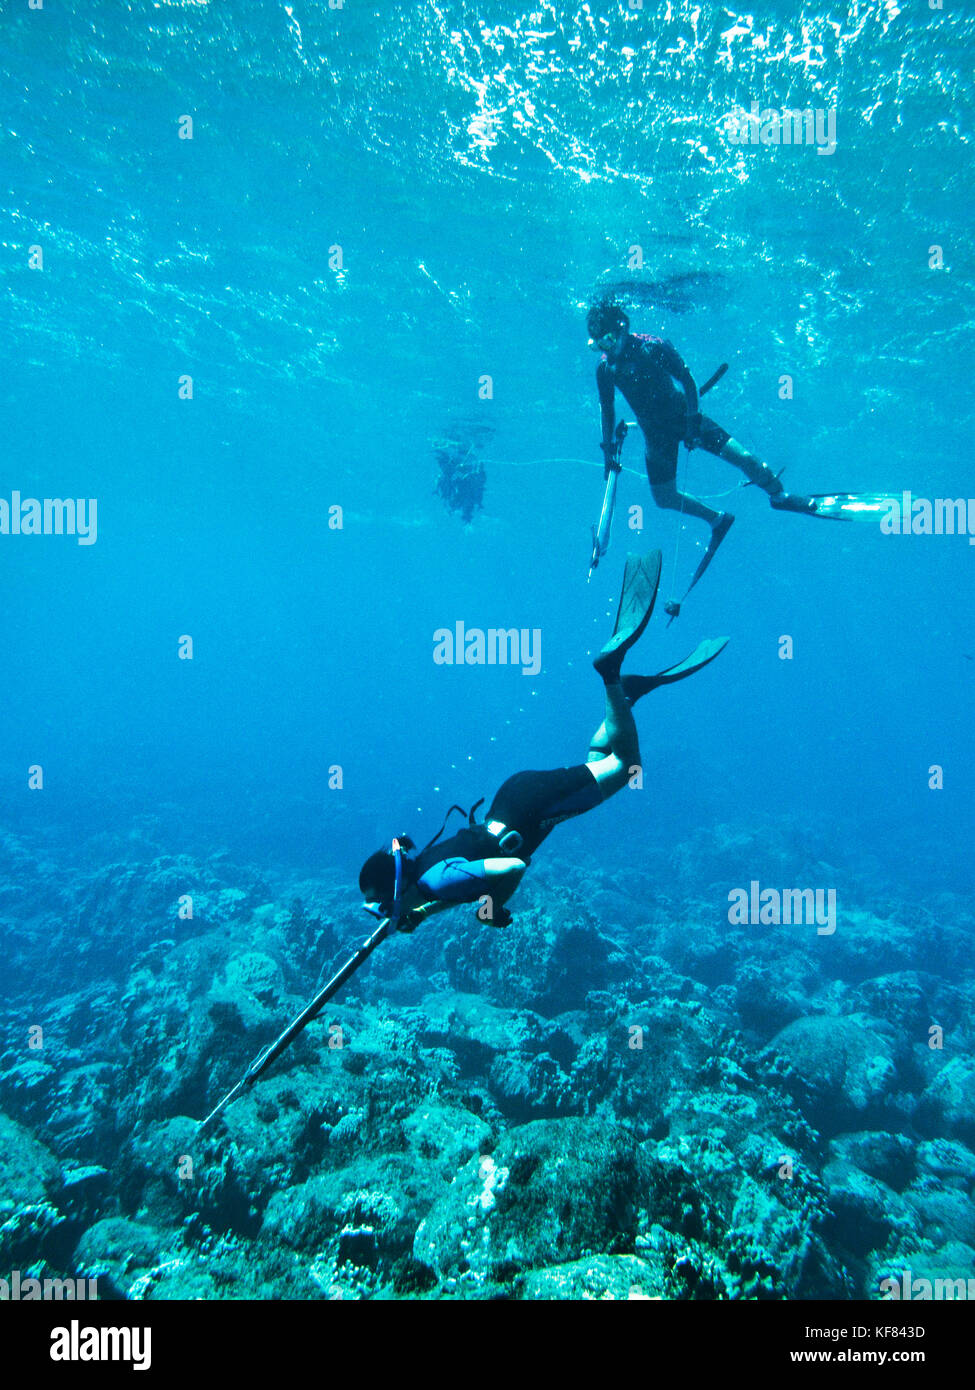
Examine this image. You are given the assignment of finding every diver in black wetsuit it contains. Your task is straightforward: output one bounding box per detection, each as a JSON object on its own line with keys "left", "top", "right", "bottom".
{"left": 587, "top": 302, "right": 818, "bottom": 552}
{"left": 358, "top": 551, "right": 728, "bottom": 934}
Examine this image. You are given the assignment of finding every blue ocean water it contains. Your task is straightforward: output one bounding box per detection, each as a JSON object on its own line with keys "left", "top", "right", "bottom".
{"left": 1, "top": 0, "right": 973, "bottom": 1308}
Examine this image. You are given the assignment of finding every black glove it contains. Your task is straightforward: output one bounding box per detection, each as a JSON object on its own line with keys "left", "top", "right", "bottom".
{"left": 684, "top": 412, "right": 702, "bottom": 450}
{"left": 600, "top": 441, "right": 620, "bottom": 478}
{"left": 476, "top": 903, "right": 512, "bottom": 928}
{"left": 396, "top": 908, "right": 425, "bottom": 934}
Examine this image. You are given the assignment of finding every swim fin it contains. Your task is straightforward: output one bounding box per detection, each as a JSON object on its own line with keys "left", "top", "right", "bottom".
{"left": 689, "top": 512, "right": 734, "bottom": 589}
{"left": 622, "top": 636, "right": 730, "bottom": 703}
{"left": 594, "top": 549, "right": 662, "bottom": 681}
{"left": 805, "top": 492, "right": 899, "bottom": 520}
{"left": 665, "top": 512, "right": 734, "bottom": 627}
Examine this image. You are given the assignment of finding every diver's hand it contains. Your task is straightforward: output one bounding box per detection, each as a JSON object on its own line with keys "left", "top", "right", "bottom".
{"left": 475, "top": 903, "right": 512, "bottom": 928}
{"left": 684, "top": 412, "right": 702, "bottom": 450}
{"left": 600, "top": 441, "right": 621, "bottom": 478}
{"left": 396, "top": 908, "right": 425, "bottom": 934}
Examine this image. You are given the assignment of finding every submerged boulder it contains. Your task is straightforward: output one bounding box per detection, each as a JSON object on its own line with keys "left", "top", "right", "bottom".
{"left": 918, "top": 1058, "right": 975, "bottom": 1145}
{"left": 74, "top": 1216, "right": 171, "bottom": 1298}
{"left": 0, "top": 1110, "right": 62, "bottom": 1210}
{"left": 414, "top": 1117, "right": 647, "bottom": 1286}
{"left": 766, "top": 1016, "right": 897, "bottom": 1134}
{"left": 828, "top": 1132, "right": 916, "bottom": 1192}
{"left": 521, "top": 1252, "right": 667, "bottom": 1300}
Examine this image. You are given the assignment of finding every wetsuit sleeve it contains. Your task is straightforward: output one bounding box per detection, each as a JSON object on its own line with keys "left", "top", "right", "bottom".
{"left": 660, "top": 339, "right": 699, "bottom": 417}
{"left": 417, "top": 856, "right": 525, "bottom": 905}
{"left": 596, "top": 358, "right": 616, "bottom": 452}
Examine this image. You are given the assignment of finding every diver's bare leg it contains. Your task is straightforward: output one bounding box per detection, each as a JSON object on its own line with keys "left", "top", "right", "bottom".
{"left": 651, "top": 476, "right": 722, "bottom": 527}
{"left": 586, "top": 680, "right": 639, "bottom": 800}
{"left": 720, "top": 438, "right": 818, "bottom": 513}
{"left": 719, "top": 437, "right": 784, "bottom": 494}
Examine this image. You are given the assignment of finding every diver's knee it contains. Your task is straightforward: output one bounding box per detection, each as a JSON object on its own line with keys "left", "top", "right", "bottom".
{"left": 650, "top": 481, "right": 681, "bottom": 510}
{"left": 588, "top": 755, "right": 629, "bottom": 800}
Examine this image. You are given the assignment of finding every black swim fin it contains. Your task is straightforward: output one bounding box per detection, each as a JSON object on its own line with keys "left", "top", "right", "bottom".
{"left": 623, "top": 636, "right": 729, "bottom": 704}
{"left": 594, "top": 549, "right": 662, "bottom": 681}
{"left": 665, "top": 513, "right": 734, "bottom": 627}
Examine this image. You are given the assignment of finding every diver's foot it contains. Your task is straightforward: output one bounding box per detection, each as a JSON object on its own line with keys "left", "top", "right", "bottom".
{"left": 593, "top": 636, "right": 632, "bottom": 683}
{"left": 622, "top": 674, "right": 657, "bottom": 704}
{"left": 623, "top": 637, "right": 730, "bottom": 706}
{"left": 711, "top": 511, "right": 735, "bottom": 546}
{"left": 770, "top": 492, "right": 818, "bottom": 515}
{"left": 593, "top": 549, "right": 662, "bottom": 683}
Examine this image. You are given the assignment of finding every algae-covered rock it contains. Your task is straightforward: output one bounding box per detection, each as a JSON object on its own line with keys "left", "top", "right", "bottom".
{"left": 902, "top": 1185, "right": 975, "bottom": 1248}
{"left": 869, "top": 1241, "right": 975, "bottom": 1302}
{"left": 74, "top": 1216, "right": 170, "bottom": 1292}
{"left": 121, "top": 1117, "right": 230, "bottom": 1230}
{"left": 824, "top": 908, "right": 921, "bottom": 982}
{"left": 0, "top": 1111, "right": 62, "bottom": 1210}
{"left": 488, "top": 1051, "right": 575, "bottom": 1121}
{"left": 416, "top": 991, "right": 529, "bottom": 1069}
{"left": 0, "top": 1201, "right": 70, "bottom": 1270}
{"left": 441, "top": 911, "right": 626, "bottom": 1016}
{"left": 767, "top": 1016, "right": 897, "bottom": 1133}
{"left": 521, "top": 1252, "right": 666, "bottom": 1300}
{"left": 207, "top": 950, "right": 288, "bottom": 1036}
{"left": 401, "top": 1099, "right": 492, "bottom": 1179}
{"left": 915, "top": 1138, "right": 975, "bottom": 1189}
{"left": 414, "top": 1117, "right": 646, "bottom": 1285}
{"left": 850, "top": 973, "right": 935, "bottom": 1036}
{"left": 260, "top": 1153, "right": 443, "bottom": 1272}
{"left": 822, "top": 1159, "right": 918, "bottom": 1258}
{"left": 828, "top": 1132, "right": 916, "bottom": 1192}
{"left": 725, "top": 1171, "right": 852, "bottom": 1300}
{"left": 128, "top": 1243, "right": 332, "bottom": 1301}
{"left": 918, "top": 1057, "right": 975, "bottom": 1145}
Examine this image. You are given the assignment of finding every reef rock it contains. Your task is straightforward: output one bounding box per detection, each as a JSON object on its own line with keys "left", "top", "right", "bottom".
{"left": 414, "top": 1117, "right": 647, "bottom": 1286}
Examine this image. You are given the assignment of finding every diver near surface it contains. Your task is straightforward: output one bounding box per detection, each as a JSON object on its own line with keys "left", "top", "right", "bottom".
{"left": 359, "top": 550, "right": 728, "bottom": 933}
{"left": 585, "top": 299, "right": 895, "bottom": 615}
{"left": 587, "top": 299, "right": 821, "bottom": 529}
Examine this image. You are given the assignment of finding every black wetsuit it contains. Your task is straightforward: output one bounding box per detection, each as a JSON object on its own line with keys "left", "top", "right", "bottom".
{"left": 597, "top": 333, "right": 731, "bottom": 487}
{"left": 487, "top": 764, "right": 602, "bottom": 860}
{"left": 411, "top": 765, "right": 603, "bottom": 906}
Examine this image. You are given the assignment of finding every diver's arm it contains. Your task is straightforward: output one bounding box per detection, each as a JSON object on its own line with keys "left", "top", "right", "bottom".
{"left": 395, "top": 898, "right": 454, "bottom": 933}
{"left": 399, "top": 856, "right": 526, "bottom": 925}
{"left": 473, "top": 857, "right": 527, "bottom": 909}
{"left": 596, "top": 360, "right": 617, "bottom": 472}
{"left": 660, "top": 340, "right": 701, "bottom": 442}
{"left": 417, "top": 856, "right": 526, "bottom": 905}
{"left": 398, "top": 858, "right": 526, "bottom": 932}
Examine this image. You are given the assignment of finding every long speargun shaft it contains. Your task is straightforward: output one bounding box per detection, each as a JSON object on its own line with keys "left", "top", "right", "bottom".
{"left": 588, "top": 419, "right": 630, "bottom": 580}
{"left": 197, "top": 915, "right": 393, "bottom": 1133}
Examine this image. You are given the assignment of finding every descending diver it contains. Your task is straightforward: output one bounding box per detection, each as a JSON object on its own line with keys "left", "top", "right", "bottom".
{"left": 199, "top": 554, "right": 725, "bottom": 1130}
{"left": 199, "top": 553, "right": 725, "bottom": 1132}
{"left": 359, "top": 550, "right": 728, "bottom": 933}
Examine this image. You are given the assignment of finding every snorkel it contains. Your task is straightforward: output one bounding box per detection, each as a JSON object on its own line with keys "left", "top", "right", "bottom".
{"left": 362, "top": 837, "right": 411, "bottom": 921}
{"left": 390, "top": 837, "right": 405, "bottom": 919}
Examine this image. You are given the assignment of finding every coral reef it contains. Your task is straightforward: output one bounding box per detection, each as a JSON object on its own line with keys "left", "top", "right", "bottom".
{"left": 1, "top": 818, "right": 972, "bottom": 1300}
